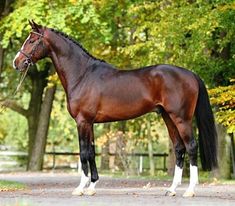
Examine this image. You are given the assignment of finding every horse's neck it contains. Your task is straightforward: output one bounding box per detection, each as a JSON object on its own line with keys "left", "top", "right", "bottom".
{"left": 48, "top": 34, "right": 91, "bottom": 94}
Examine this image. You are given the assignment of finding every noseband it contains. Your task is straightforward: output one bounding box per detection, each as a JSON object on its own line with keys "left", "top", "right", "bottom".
{"left": 19, "top": 31, "right": 44, "bottom": 66}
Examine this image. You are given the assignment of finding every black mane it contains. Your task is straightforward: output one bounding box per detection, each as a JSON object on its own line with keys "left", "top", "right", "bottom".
{"left": 49, "top": 28, "right": 105, "bottom": 62}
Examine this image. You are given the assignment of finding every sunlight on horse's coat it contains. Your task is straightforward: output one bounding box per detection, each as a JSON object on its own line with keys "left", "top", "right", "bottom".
{"left": 13, "top": 20, "right": 218, "bottom": 197}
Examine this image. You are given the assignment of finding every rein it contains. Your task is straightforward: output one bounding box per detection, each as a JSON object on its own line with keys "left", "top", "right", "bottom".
{"left": 0, "top": 65, "right": 30, "bottom": 114}
{"left": 0, "top": 31, "right": 43, "bottom": 114}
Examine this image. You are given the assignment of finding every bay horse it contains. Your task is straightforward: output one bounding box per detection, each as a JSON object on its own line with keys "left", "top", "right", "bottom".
{"left": 13, "top": 21, "right": 217, "bottom": 197}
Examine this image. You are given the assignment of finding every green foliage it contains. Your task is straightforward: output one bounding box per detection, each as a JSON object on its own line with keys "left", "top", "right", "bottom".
{"left": 47, "top": 89, "right": 78, "bottom": 152}
{"left": 0, "top": 109, "right": 28, "bottom": 149}
{"left": 119, "top": 0, "right": 235, "bottom": 85}
{"left": 0, "top": 0, "right": 234, "bottom": 153}
{"left": 209, "top": 80, "right": 235, "bottom": 133}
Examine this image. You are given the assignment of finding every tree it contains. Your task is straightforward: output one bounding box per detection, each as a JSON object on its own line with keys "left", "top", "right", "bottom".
{"left": 0, "top": 0, "right": 15, "bottom": 79}
{"left": 209, "top": 81, "right": 235, "bottom": 178}
{"left": 209, "top": 82, "right": 235, "bottom": 134}
{"left": 28, "top": 83, "right": 56, "bottom": 170}
{"left": 0, "top": 0, "right": 112, "bottom": 170}
{"left": 2, "top": 63, "right": 55, "bottom": 170}
{"left": 1, "top": 0, "right": 234, "bottom": 174}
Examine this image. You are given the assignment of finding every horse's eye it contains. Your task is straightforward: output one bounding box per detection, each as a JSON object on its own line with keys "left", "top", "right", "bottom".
{"left": 29, "top": 39, "right": 35, "bottom": 44}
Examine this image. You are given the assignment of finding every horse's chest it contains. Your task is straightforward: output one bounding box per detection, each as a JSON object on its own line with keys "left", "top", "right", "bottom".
{"left": 67, "top": 93, "right": 99, "bottom": 119}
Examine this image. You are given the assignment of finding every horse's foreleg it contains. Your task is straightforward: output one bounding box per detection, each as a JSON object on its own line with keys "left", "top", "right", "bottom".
{"left": 72, "top": 120, "right": 98, "bottom": 196}
{"left": 87, "top": 124, "right": 99, "bottom": 196}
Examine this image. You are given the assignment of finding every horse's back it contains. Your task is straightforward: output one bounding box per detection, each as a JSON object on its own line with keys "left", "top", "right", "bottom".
{"left": 73, "top": 62, "right": 199, "bottom": 123}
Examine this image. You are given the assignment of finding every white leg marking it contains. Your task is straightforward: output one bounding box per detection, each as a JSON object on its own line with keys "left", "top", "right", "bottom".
{"left": 86, "top": 181, "right": 98, "bottom": 196}
{"left": 183, "top": 164, "right": 198, "bottom": 197}
{"left": 88, "top": 182, "right": 97, "bottom": 190}
{"left": 166, "top": 165, "right": 183, "bottom": 196}
{"left": 72, "top": 171, "right": 89, "bottom": 196}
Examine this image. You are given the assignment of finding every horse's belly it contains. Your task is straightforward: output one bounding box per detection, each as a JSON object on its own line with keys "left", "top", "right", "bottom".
{"left": 94, "top": 99, "right": 155, "bottom": 123}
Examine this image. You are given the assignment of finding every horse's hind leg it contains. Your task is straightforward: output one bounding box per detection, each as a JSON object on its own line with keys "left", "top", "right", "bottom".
{"left": 161, "top": 110, "right": 186, "bottom": 196}
{"left": 169, "top": 114, "right": 198, "bottom": 197}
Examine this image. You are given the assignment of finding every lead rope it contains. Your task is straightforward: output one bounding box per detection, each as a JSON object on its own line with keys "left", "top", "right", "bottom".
{"left": 0, "top": 65, "right": 30, "bottom": 114}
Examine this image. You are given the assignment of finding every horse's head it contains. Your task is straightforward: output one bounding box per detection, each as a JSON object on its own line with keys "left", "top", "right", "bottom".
{"left": 13, "top": 20, "right": 48, "bottom": 72}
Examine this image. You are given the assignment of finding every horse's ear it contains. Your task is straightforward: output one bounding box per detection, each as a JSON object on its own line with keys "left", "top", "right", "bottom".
{"left": 29, "top": 19, "right": 41, "bottom": 32}
{"left": 28, "top": 20, "right": 34, "bottom": 28}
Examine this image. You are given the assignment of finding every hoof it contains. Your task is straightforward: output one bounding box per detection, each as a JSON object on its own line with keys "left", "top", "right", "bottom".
{"left": 86, "top": 189, "right": 96, "bottom": 196}
{"left": 183, "top": 191, "right": 195, "bottom": 197}
{"left": 72, "top": 188, "right": 84, "bottom": 196}
{"left": 165, "top": 190, "right": 176, "bottom": 197}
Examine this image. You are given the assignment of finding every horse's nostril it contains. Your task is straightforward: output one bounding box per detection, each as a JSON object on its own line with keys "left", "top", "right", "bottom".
{"left": 24, "top": 62, "right": 29, "bottom": 67}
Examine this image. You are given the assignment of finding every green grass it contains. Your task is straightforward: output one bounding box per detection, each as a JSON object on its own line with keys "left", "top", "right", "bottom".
{"left": 0, "top": 180, "right": 26, "bottom": 191}
{"left": 100, "top": 170, "right": 235, "bottom": 184}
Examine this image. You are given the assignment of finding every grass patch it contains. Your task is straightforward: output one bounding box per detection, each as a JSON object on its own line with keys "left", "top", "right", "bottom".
{"left": 100, "top": 170, "right": 235, "bottom": 185}
{"left": 0, "top": 180, "right": 26, "bottom": 191}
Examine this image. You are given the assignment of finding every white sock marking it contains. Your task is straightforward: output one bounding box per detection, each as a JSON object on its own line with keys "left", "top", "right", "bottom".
{"left": 168, "top": 165, "right": 183, "bottom": 192}
{"left": 186, "top": 164, "right": 198, "bottom": 192}
{"left": 88, "top": 181, "right": 97, "bottom": 190}
{"left": 77, "top": 170, "right": 89, "bottom": 190}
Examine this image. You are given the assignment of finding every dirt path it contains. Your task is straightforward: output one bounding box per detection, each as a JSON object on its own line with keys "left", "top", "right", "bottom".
{"left": 0, "top": 172, "right": 235, "bottom": 206}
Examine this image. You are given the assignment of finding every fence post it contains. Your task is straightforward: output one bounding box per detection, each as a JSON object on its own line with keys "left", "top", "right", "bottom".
{"left": 163, "top": 154, "right": 166, "bottom": 171}
{"left": 52, "top": 145, "right": 56, "bottom": 170}
{"left": 139, "top": 155, "right": 143, "bottom": 174}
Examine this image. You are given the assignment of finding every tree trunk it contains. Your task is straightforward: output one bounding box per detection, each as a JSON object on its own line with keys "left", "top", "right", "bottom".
{"left": 147, "top": 120, "right": 155, "bottom": 176}
{"left": 167, "top": 140, "right": 175, "bottom": 176}
{"left": 114, "top": 121, "right": 126, "bottom": 171}
{"left": 230, "top": 133, "right": 235, "bottom": 177}
{"left": 28, "top": 84, "right": 56, "bottom": 171}
{"left": 217, "top": 124, "right": 231, "bottom": 179}
{"left": 3, "top": 62, "right": 54, "bottom": 171}
{"left": 27, "top": 66, "right": 49, "bottom": 169}
{"left": 100, "top": 123, "right": 111, "bottom": 171}
{"left": 0, "top": 0, "right": 15, "bottom": 79}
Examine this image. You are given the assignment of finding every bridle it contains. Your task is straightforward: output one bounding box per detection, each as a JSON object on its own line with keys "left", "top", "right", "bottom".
{"left": 19, "top": 31, "right": 44, "bottom": 67}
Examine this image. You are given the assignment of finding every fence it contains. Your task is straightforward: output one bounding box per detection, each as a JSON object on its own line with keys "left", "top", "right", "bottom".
{"left": 44, "top": 151, "right": 168, "bottom": 173}
{"left": 0, "top": 148, "right": 168, "bottom": 173}
{"left": 0, "top": 150, "right": 27, "bottom": 172}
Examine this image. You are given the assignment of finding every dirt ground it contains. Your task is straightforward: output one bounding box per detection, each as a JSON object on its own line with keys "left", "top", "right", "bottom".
{"left": 0, "top": 172, "right": 235, "bottom": 206}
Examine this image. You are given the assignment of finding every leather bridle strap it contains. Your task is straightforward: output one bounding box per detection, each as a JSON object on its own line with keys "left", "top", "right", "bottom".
{"left": 19, "top": 31, "right": 44, "bottom": 65}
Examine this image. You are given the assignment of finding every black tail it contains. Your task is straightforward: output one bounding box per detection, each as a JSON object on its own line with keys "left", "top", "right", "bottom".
{"left": 195, "top": 76, "right": 218, "bottom": 171}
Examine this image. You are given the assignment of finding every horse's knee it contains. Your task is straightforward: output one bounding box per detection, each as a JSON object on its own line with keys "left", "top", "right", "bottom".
{"left": 175, "top": 142, "right": 186, "bottom": 168}
{"left": 87, "top": 145, "right": 99, "bottom": 182}
{"left": 88, "top": 146, "right": 95, "bottom": 161}
{"left": 80, "top": 150, "right": 88, "bottom": 164}
{"left": 91, "top": 170, "right": 99, "bottom": 182}
{"left": 186, "top": 138, "right": 198, "bottom": 166}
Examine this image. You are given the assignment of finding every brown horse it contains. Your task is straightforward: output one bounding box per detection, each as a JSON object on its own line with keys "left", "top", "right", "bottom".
{"left": 13, "top": 21, "right": 217, "bottom": 197}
